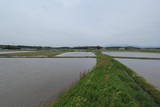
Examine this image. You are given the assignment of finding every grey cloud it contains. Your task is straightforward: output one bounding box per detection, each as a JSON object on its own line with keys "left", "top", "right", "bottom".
{"left": 0, "top": 0, "right": 160, "bottom": 47}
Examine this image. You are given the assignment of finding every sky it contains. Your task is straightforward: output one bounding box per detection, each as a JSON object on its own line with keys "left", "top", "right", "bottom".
{"left": 0, "top": 0, "right": 160, "bottom": 47}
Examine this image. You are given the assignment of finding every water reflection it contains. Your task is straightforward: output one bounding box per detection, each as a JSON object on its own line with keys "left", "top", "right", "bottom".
{"left": 57, "top": 52, "right": 95, "bottom": 57}
{"left": 0, "top": 51, "right": 32, "bottom": 54}
{"left": 103, "top": 51, "right": 160, "bottom": 58}
{"left": 116, "top": 58, "right": 160, "bottom": 88}
{"left": 0, "top": 58, "right": 96, "bottom": 107}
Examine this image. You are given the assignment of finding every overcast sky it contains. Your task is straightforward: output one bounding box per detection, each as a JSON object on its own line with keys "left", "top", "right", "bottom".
{"left": 0, "top": 0, "right": 160, "bottom": 47}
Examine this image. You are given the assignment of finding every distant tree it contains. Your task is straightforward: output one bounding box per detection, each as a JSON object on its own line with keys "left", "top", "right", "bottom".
{"left": 96, "top": 46, "right": 102, "bottom": 50}
{"left": 3, "top": 45, "right": 20, "bottom": 50}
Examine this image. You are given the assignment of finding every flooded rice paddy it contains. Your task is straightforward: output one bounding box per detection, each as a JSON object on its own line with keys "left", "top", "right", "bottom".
{"left": 57, "top": 52, "right": 95, "bottom": 57}
{"left": 103, "top": 51, "right": 160, "bottom": 58}
{"left": 116, "top": 58, "right": 160, "bottom": 88}
{"left": 0, "top": 58, "right": 96, "bottom": 107}
{"left": 0, "top": 50, "right": 32, "bottom": 54}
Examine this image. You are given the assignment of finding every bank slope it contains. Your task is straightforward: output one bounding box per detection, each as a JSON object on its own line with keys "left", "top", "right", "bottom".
{"left": 53, "top": 51, "right": 160, "bottom": 107}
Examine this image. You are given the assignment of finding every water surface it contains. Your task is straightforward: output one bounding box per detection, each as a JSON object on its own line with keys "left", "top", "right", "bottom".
{"left": 0, "top": 58, "right": 96, "bottom": 107}
{"left": 103, "top": 51, "right": 160, "bottom": 58}
{"left": 57, "top": 52, "right": 95, "bottom": 57}
{"left": 0, "top": 51, "right": 32, "bottom": 54}
{"left": 116, "top": 58, "right": 160, "bottom": 88}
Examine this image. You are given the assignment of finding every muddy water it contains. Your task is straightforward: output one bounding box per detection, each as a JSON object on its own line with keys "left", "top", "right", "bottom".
{"left": 0, "top": 58, "right": 96, "bottom": 107}
{"left": 103, "top": 51, "right": 160, "bottom": 58}
{"left": 57, "top": 52, "right": 95, "bottom": 57}
{"left": 116, "top": 58, "right": 160, "bottom": 88}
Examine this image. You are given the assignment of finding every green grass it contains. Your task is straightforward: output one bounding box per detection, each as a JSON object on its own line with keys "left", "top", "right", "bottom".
{"left": 53, "top": 51, "right": 160, "bottom": 107}
{"left": 0, "top": 50, "right": 65, "bottom": 57}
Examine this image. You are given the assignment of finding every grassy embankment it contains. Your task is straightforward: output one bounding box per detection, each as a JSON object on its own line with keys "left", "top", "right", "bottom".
{"left": 53, "top": 51, "right": 160, "bottom": 107}
{"left": 0, "top": 50, "right": 66, "bottom": 57}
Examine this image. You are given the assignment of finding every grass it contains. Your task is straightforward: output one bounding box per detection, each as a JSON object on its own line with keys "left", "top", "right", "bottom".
{"left": 0, "top": 50, "right": 65, "bottom": 57}
{"left": 53, "top": 51, "right": 160, "bottom": 107}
